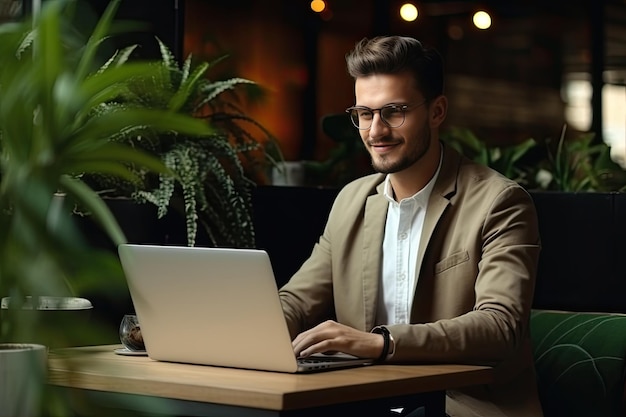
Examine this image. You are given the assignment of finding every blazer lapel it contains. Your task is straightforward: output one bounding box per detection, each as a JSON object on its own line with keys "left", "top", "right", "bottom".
{"left": 362, "top": 186, "right": 388, "bottom": 330}
{"left": 415, "top": 144, "right": 460, "bottom": 293}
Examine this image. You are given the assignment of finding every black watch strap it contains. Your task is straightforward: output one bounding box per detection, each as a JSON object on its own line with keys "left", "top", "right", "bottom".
{"left": 371, "top": 325, "right": 390, "bottom": 362}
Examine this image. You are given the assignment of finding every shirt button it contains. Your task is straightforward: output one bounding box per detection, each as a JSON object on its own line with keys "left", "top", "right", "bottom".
{"left": 399, "top": 232, "right": 408, "bottom": 240}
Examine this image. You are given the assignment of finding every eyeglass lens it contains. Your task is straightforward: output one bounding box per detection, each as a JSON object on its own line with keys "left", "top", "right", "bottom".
{"left": 349, "top": 105, "right": 406, "bottom": 129}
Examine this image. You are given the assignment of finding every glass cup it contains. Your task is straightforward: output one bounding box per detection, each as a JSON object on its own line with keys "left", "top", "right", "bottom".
{"left": 119, "top": 314, "right": 145, "bottom": 351}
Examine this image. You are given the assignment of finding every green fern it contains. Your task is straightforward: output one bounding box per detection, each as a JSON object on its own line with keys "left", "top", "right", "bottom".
{"left": 82, "top": 38, "right": 278, "bottom": 247}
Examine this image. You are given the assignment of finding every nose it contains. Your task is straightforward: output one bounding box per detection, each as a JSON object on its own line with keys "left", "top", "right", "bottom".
{"left": 368, "top": 112, "right": 390, "bottom": 139}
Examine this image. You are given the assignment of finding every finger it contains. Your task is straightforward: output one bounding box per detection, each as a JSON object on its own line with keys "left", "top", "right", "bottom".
{"left": 293, "top": 326, "right": 339, "bottom": 357}
{"left": 292, "top": 321, "right": 336, "bottom": 350}
{"left": 293, "top": 332, "right": 327, "bottom": 357}
{"left": 298, "top": 339, "right": 335, "bottom": 358}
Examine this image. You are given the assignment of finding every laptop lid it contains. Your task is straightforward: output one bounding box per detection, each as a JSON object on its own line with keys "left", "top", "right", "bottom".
{"left": 117, "top": 244, "right": 373, "bottom": 373}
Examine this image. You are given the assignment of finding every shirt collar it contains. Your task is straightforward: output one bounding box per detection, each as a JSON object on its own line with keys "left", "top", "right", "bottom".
{"left": 383, "top": 144, "right": 444, "bottom": 206}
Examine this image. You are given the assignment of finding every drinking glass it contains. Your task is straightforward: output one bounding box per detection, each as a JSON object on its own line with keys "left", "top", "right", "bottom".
{"left": 119, "top": 314, "right": 145, "bottom": 351}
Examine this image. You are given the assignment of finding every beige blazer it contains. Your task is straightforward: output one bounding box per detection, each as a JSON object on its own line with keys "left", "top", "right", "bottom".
{"left": 279, "top": 143, "right": 544, "bottom": 417}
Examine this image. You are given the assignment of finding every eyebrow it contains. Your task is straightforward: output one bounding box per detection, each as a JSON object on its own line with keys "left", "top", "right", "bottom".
{"left": 352, "top": 102, "right": 409, "bottom": 108}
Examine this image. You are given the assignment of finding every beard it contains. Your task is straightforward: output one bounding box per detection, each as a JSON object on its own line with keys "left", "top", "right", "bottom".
{"left": 370, "top": 123, "right": 432, "bottom": 174}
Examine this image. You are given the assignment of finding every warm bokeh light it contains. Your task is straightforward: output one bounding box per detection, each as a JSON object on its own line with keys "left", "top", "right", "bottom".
{"left": 473, "top": 10, "right": 492, "bottom": 29}
{"left": 399, "top": 3, "right": 418, "bottom": 22}
{"left": 310, "top": 0, "right": 326, "bottom": 13}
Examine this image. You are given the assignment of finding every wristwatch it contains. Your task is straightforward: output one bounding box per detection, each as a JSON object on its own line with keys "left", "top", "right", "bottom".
{"left": 371, "top": 326, "right": 395, "bottom": 362}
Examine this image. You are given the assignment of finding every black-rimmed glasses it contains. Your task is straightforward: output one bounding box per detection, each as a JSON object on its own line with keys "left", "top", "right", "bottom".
{"left": 345, "top": 100, "right": 427, "bottom": 130}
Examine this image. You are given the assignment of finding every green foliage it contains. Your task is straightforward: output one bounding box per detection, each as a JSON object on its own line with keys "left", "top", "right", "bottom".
{"left": 0, "top": 0, "right": 213, "bottom": 345}
{"left": 81, "top": 39, "right": 280, "bottom": 248}
{"left": 441, "top": 127, "right": 537, "bottom": 187}
{"left": 539, "top": 125, "right": 626, "bottom": 192}
{"left": 441, "top": 126, "right": 626, "bottom": 193}
{"left": 542, "top": 125, "right": 599, "bottom": 192}
{"left": 592, "top": 144, "right": 626, "bottom": 192}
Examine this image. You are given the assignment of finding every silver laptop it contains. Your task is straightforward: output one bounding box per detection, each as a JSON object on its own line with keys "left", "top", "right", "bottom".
{"left": 117, "top": 244, "right": 374, "bottom": 373}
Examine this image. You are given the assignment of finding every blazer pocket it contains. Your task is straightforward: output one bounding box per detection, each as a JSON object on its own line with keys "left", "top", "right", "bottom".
{"left": 435, "top": 251, "right": 470, "bottom": 274}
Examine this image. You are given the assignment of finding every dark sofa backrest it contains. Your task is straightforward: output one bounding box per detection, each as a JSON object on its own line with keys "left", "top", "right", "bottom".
{"left": 252, "top": 185, "right": 340, "bottom": 288}
{"left": 252, "top": 186, "right": 626, "bottom": 313}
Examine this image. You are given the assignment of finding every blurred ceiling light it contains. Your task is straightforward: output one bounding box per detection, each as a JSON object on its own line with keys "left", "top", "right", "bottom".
{"left": 400, "top": 3, "right": 419, "bottom": 22}
{"left": 472, "top": 10, "right": 491, "bottom": 29}
{"left": 310, "top": 0, "right": 326, "bottom": 13}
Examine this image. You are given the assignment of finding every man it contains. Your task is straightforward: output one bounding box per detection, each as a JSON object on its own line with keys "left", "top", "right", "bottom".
{"left": 279, "top": 36, "right": 543, "bottom": 417}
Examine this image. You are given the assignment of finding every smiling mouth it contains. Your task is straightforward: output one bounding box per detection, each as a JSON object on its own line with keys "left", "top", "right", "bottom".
{"left": 369, "top": 141, "right": 400, "bottom": 153}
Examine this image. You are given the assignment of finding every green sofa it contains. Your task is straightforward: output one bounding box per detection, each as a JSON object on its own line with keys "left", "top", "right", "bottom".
{"left": 530, "top": 310, "right": 626, "bottom": 417}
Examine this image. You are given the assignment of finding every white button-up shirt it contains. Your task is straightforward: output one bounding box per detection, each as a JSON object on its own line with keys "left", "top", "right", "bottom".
{"left": 376, "top": 156, "right": 442, "bottom": 325}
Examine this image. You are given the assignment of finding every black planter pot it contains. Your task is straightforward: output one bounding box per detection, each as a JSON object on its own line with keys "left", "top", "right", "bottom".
{"left": 529, "top": 191, "right": 626, "bottom": 313}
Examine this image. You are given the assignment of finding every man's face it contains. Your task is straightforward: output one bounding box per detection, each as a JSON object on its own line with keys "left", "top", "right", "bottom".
{"left": 354, "top": 71, "right": 432, "bottom": 174}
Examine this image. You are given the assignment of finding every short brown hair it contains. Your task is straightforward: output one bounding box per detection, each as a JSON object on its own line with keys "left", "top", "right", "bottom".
{"left": 345, "top": 36, "right": 444, "bottom": 101}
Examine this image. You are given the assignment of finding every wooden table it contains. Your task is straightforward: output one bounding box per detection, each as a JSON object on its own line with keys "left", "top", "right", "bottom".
{"left": 48, "top": 344, "right": 495, "bottom": 417}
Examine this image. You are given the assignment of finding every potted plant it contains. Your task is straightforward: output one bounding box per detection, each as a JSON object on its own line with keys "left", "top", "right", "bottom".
{"left": 0, "top": 0, "right": 215, "bottom": 414}
{"left": 441, "top": 124, "right": 626, "bottom": 313}
{"left": 531, "top": 124, "right": 626, "bottom": 192}
{"left": 78, "top": 38, "right": 281, "bottom": 248}
{"left": 517, "top": 125, "right": 626, "bottom": 312}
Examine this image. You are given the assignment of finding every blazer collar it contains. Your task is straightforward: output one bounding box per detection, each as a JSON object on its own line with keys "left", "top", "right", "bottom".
{"left": 432, "top": 141, "right": 461, "bottom": 200}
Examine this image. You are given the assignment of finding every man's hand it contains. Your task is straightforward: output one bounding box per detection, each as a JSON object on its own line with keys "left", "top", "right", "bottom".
{"left": 292, "top": 320, "right": 384, "bottom": 359}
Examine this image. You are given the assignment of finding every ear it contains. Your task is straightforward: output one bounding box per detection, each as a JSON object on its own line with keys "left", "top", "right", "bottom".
{"left": 429, "top": 95, "right": 448, "bottom": 128}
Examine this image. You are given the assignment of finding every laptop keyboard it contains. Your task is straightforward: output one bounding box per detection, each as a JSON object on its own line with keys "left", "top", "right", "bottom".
{"left": 298, "top": 355, "right": 359, "bottom": 364}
